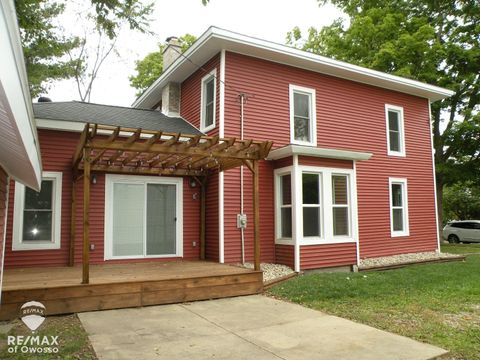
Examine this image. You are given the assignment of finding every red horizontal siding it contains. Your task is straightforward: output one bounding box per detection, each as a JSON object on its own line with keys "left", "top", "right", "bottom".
{"left": 300, "top": 243, "right": 357, "bottom": 270}
{"left": 273, "top": 157, "right": 293, "bottom": 169}
{"left": 180, "top": 54, "right": 220, "bottom": 137}
{"left": 298, "top": 156, "right": 353, "bottom": 169}
{"left": 205, "top": 171, "right": 219, "bottom": 261}
{"left": 5, "top": 129, "right": 201, "bottom": 268}
{"left": 223, "top": 51, "right": 437, "bottom": 262}
{"left": 275, "top": 244, "right": 294, "bottom": 269}
{"left": 223, "top": 161, "right": 275, "bottom": 264}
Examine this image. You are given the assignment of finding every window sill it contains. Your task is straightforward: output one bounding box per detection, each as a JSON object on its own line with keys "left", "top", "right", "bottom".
{"left": 387, "top": 151, "right": 406, "bottom": 157}
{"left": 104, "top": 254, "right": 183, "bottom": 260}
{"left": 391, "top": 231, "right": 410, "bottom": 237}
{"left": 12, "top": 242, "right": 61, "bottom": 251}
{"left": 291, "top": 140, "right": 317, "bottom": 147}
{"left": 300, "top": 238, "right": 356, "bottom": 245}
{"left": 275, "top": 239, "right": 294, "bottom": 245}
{"left": 201, "top": 124, "right": 216, "bottom": 133}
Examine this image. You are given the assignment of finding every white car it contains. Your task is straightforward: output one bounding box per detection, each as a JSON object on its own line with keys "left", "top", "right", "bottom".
{"left": 443, "top": 220, "right": 480, "bottom": 243}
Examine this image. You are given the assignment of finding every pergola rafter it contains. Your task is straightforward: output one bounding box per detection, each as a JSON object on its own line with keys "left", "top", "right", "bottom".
{"left": 71, "top": 123, "right": 273, "bottom": 284}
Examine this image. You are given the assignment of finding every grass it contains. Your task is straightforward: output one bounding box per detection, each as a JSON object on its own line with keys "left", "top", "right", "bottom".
{"left": 268, "top": 244, "right": 480, "bottom": 359}
{"left": 441, "top": 242, "right": 480, "bottom": 254}
{"left": 0, "top": 314, "right": 96, "bottom": 359}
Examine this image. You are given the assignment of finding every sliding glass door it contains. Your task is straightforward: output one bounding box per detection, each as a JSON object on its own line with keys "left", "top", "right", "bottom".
{"left": 146, "top": 184, "right": 176, "bottom": 256}
{"left": 106, "top": 176, "right": 182, "bottom": 259}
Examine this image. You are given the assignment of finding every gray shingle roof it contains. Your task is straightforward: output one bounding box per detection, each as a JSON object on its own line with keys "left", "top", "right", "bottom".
{"left": 33, "top": 101, "right": 202, "bottom": 135}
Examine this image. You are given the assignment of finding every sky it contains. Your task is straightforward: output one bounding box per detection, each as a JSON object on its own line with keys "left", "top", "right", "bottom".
{"left": 46, "top": 0, "right": 345, "bottom": 107}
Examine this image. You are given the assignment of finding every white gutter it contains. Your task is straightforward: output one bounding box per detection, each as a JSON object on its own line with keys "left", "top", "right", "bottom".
{"left": 133, "top": 26, "right": 454, "bottom": 109}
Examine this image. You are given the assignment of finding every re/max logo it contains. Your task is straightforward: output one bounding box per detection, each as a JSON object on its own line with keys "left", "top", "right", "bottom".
{"left": 7, "top": 335, "right": 59, "bottom": 346}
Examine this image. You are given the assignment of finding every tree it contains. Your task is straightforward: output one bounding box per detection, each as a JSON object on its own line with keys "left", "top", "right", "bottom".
{"left": 129, "top": 34, "right": 197, "bottom": 96}
{"left": 287, "top": 0, "right": 480, "bottom": 228}
{"left": 15, "top": 0, "right": 79, "bottom": 97}
{"left": 15, "top": 0, "right": 153, "bottom": 98}
{"left": 443, "top": 182, "right": 480, "bottom": 223}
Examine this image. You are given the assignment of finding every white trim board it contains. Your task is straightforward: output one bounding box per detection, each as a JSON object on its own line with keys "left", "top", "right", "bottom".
{"left": 267, "top": 145, "right": 372, "bottom": 161}
{"left": 12, "top": 171, "right": 62, "bottom": 251}
{"left": 133, "top": 26, "right": 454, "bottom": 109}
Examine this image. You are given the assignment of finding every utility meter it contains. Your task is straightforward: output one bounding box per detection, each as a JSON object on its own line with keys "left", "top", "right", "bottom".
{"left": 237, "top": 214, "right": 247, "bottom": 229}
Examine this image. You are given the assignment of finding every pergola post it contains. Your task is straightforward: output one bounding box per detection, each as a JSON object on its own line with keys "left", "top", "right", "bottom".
{"left": 200, "top": 178, "right": 206, "bottom": 260}
{"left": 252, "top": 160, "right": 260, "bottom": 271}
{"left": 82, "top": 148, "right": 91, "bottom": 284}
{"left": 69, "top": 178, "right": 76, "bottom": 267}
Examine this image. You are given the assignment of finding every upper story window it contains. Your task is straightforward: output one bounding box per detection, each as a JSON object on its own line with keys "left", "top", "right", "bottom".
{"left": 13, "top": 172, "right": 62, "bottom": 250}
{"left": 289, "top": 85, "right": 316, "bottom": 146}
{"left": 385, "top": 104, "right": 405, "bottom": 156}
{"left": 200, "top": 69, "right": 216, "bottom": 132}
{"left": 389, "top": 178, "right": 409, "bottom": 237}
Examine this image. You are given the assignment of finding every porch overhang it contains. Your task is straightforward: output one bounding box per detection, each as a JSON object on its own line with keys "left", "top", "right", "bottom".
{"left": 266, "top": 145, "right": 372, "bottom": 161}
{"left": 72, "top": 123, "right": 273, "bottom": 284}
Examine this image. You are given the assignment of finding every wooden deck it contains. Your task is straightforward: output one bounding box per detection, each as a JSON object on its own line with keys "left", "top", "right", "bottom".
{"left": 0, "top": 261, "right": 263, "bottom": 320}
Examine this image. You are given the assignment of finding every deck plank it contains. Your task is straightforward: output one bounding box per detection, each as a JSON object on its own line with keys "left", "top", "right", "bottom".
{"left": 0, "top": 261, "right": 263, "bottom": 320}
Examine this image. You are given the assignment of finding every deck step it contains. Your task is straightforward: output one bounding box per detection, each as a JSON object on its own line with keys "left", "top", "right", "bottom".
{"left": 0, "top": 272, "right": 263, "bottom": 320}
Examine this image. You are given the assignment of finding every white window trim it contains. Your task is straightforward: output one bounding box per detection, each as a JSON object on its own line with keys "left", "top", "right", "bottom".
{"left": 289, "top": 84, "right": 317, "bottom": 146}
{"left": 299, "top": 166, "right": 356, "bottom": 245}
{"left": 104, "top": 174, "right": 183, "bottom": 260}
{"left": 385, "top": 104, "right": 406, "bottom": 157}
{"left": 200, "top": 68, "right": 217, "bottom": 133}
{"left": 389, "top": 177, "right": 410, "bottom": 237}
{"left": 274, "top": 165, "right": 358, "bottom": 246}
{"left": 274, "top": 167, "right": 294, "bottom": 245}
{"left": 12, "top": 171, "right": 62, "bottom": 251}
{"left": 331, "top": 173, "right": 351, "bottom": 238}
{"left": 301, "top": 172, "right": 323, "bottom": 239}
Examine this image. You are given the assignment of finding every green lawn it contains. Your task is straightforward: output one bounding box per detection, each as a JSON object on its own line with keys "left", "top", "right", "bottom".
{"left": 268, "top": 245, "right": 480, "bottom": 359}
{"left": 441, "top": 242, "right": 480, "bottom": 254}
{"left": 0, "top": 314, "right": 96, "bottom": 359}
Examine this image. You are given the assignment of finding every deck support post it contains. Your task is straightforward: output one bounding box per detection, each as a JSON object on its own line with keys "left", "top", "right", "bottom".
{"left": 200, "top": 178, "right": 206, "bottom": 260}
{"left": 69, "top": 178, "right": 76, "bottom": 266}
{"left": 252, "top": 160, "right": 260, "bottom": 271}
{"left": 82, "top": 149, "right": 91, "bottom": 284}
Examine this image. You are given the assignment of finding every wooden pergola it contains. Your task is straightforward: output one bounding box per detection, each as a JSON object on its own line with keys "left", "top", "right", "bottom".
{"left": 71, "top": 124, "right": 273, "bottom": 284}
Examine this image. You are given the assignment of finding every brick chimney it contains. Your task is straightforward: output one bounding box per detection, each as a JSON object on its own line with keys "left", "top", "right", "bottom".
{"left": 162, "top": 36, "right": 181, "bottom": 71}
{"left": 161, "top": 37, "right": 181, "bottom": 116}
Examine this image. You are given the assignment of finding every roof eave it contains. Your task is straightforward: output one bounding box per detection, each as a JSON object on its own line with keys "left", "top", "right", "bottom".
{"left": 133, "top": 27, "right": 454, "bottom": 109}
{"left": 267, "top": 145, "right": 373, "bottom": 161}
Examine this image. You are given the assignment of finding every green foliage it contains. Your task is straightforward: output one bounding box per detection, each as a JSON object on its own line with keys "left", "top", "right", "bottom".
{"left": 15, "top": 0, "right": 154, "bottom": 98}
{"left": 287, "top": 0, "right": 480, "bottom": 223}
{"left": 90, "top": 0, "right": 154, "bottom": 40}
{"left": 268, "top": 249, "right": 480, "bottom": 358}
{"left": 15, "top": 0, "right": 80, "bottom": 97}
{"left": 129, "top": 34, "right": 197, "bottom": 96}
{"left": 443, "top": 182, "right": 480, "bottom": 222}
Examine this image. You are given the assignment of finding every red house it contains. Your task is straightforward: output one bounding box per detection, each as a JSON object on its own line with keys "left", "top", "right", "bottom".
{"left": 0, "top": 27, "right": 453, "bottom": 318}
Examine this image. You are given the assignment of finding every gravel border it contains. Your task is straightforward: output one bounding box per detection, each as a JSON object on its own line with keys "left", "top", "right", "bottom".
{"left": 238, "top": 263, "right": 295, "bottom": 282}
{"left": 359, "top": 251, "right": 463, "bottom": 269}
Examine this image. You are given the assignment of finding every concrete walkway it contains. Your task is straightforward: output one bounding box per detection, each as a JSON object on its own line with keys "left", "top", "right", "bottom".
{"left": 79, "top": 295, "right": 447, "bottom": 360}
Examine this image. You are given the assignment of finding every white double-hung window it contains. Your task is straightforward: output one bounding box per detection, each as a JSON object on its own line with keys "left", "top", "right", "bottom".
{"left": 389, "top": 178, "right": 409, "bottom": 237}
{"left": 13, "top": 172, "right": 62, "bottom": 250}
{"left": 385, "top": 104, "right": 405, "bottom": 156}
{"left": 290, "top": 85, "right": 316, "bottom": 146}
{"left": 276, "top": 173, "right": 293, "bottom": 240}
{"left": 200, "top": 69, "right": 216, "bottom": 132}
